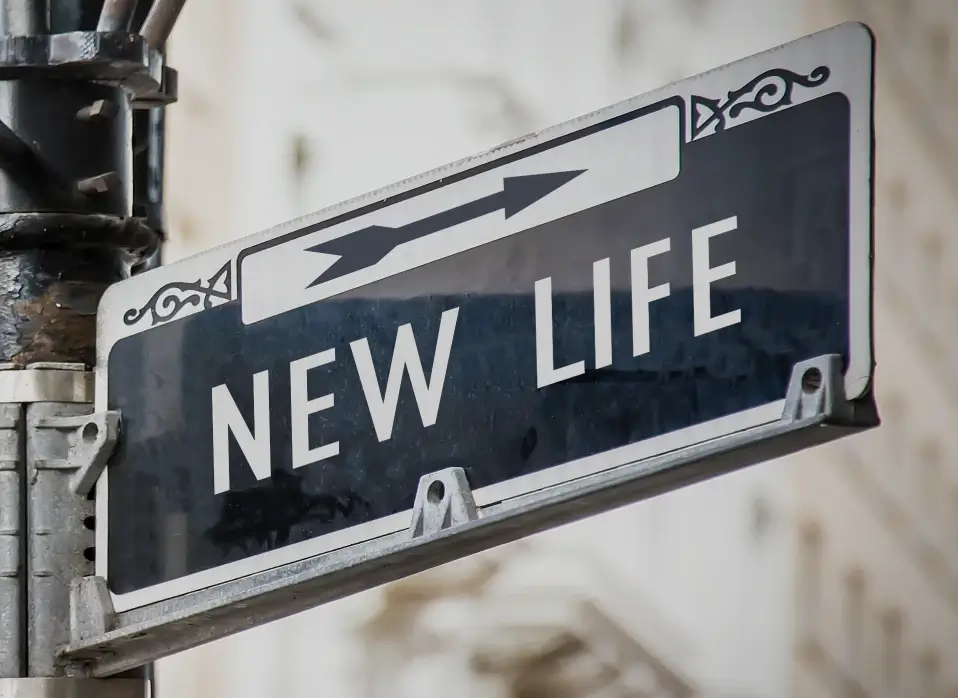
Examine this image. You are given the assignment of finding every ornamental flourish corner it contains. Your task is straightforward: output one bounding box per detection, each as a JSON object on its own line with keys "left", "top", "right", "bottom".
{"left": 690, "top": 66, "right": 831, "bottom": 140}
{"left": 123, "top": 261, "right": 233, "bottom": 327}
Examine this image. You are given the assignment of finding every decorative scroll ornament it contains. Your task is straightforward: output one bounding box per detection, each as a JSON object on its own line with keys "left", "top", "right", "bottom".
{"left": 123, "top": 261, "right": 233, "bottom": 327}
{"left": 690, "top": 66, "right": 830, "bottom": 140}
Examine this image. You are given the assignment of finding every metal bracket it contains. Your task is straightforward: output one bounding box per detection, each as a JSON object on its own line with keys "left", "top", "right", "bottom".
{"left": 69, "top": 576, "right": 116, "bottom": 646}
{"left": 780, "top": 354, "right": 847, "bottom": 423}
{"left": 0, "top": 363, "right": 93, "bottom": 405}
{"left": 409, "top": 467, "right": 479, "bottom": 538}
{"left": 0, "top": 31, "right": 177, "bottom": 106}
{"left": 34, "top": 411, "right": 121, "bottom": 497}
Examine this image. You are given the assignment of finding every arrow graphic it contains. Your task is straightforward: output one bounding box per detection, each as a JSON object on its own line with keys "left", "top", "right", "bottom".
{"left": 240, "top": 105, "right": 679, "bottom": 326}
{"left": 305, "top": 170, "right": 586, "bottom": 287}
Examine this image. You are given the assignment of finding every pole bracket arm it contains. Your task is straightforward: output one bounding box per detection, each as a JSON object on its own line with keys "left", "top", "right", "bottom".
{"left": 409, "top": 467, "right": 480, "bottom": 539}
{"left": 33, "top": 410, "right": 121, "bottom": 497}
{"left": 69, "top": 576, "right": 116, "bottom": 650}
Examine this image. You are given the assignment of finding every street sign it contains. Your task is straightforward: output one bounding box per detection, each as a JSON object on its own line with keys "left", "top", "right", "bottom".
{"left": 93, "top": 20, "right": 876, "bottom": 636}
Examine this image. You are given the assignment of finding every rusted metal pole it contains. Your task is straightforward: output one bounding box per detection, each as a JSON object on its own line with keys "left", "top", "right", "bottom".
{"left": 0, "top": 2, "right": 172, "bottom": 693}
{"left": 0, "top": 0, "right": 166, "bottom": 368}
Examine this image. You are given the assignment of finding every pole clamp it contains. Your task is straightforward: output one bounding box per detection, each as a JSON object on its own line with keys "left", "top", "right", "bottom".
{"left": 33, "top": 410, "right": 121, "bottom": 497}
{"left": 0, "top": 363, "right": 93, "bottom": 405}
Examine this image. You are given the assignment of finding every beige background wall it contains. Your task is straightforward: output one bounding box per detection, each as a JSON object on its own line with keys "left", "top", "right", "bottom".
{"left": 152, "top": 2, "right": 958, "bottom": 696}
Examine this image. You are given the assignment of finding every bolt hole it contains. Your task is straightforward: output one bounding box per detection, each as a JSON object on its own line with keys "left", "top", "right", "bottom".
{"left": 83, "top": 516, "right": 96, "bottom": 530}
{"left": 81, "top": 422, "right": 99, "bottom": 444}
{"left": 801, "top": 367, "right": 823, "bottom": 394}
{"left": 427, "top": 480, "right": 446, "bottom": 504}
{"left": 83, "top": 547, "right": 96, "bottom": 562}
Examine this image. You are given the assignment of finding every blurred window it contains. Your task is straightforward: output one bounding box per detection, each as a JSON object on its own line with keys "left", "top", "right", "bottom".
{"left": 881, "top": 610, "right": 903, "bottom": 698}
{"left": 844, "top": 569, "right": 866, "bottom": 682}
{"left": 918, "top": 650, "right": 939, "bottom": 698}
{"left": 799, "top": 523, "right": 823, "bottom": 641}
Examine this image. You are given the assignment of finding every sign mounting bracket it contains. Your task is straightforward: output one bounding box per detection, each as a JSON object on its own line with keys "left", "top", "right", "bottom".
{"left": 33, "top": 410, "right": 122, "bottom": 498}
{"left": 69, "top": 576, "right": 116, "bottom": 650}
{"left": 59, "top": 352, "right": 873, "bottom": 677}
{"left": 409, "top": 468, "right": 480, "bottom": 539}
{"left": 782, "top": 353, "right": 850, "bottom": 423}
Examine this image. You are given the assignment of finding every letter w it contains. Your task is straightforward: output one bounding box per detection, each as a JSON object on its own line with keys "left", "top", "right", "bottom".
{"left": 350, "top": 308, "right": 459, "bottom": 443}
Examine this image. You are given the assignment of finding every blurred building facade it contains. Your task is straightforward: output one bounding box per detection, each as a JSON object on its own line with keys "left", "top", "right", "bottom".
{"left": 153, "top": 2, "right": 958, "bottom": 697}
{"left": 793, "top": 2, "right": 958, "bottom": 697}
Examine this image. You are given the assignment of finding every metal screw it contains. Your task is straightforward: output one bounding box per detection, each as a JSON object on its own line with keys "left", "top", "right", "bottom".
{"left": 76, "top": 99, "right": 118, "bottom": 122}
{"left": 76, "top": 172, "right": 120, "bottom": 196}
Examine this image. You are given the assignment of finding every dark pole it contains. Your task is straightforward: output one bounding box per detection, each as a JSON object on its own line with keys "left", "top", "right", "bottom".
{"left": 0, "top": 0, "right": 173, "bottom": 368}
{"left": 131, "top": 0, "right": 166, "bottom": 273}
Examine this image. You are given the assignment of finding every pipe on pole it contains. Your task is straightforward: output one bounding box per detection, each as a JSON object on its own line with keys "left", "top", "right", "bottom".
{"left": 0, "top": 0, "right": 42, "bottom": 35}
{"left": 139, "top": 0, "right": 187, "bottom": 49}
{"left": 97, "top": 0, "right": 140, "bottom": 32}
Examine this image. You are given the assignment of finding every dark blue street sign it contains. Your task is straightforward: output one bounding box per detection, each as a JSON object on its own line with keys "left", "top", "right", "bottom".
{"left": 94, "top": 23, "right": 876, "bottom": 615}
